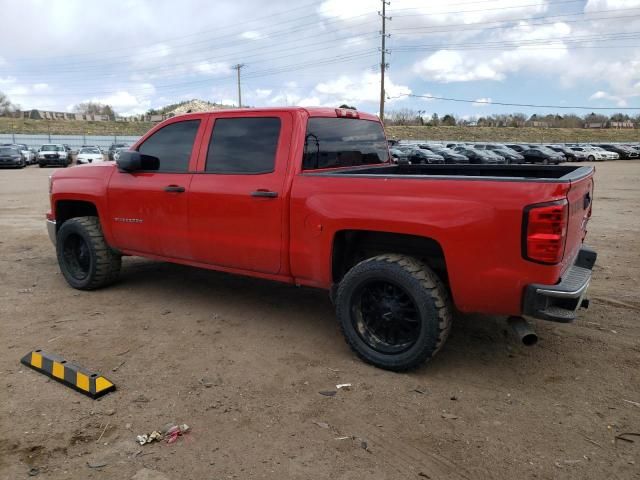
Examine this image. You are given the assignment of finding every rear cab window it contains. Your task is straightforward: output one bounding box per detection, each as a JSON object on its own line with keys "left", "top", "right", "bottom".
{"left": 302, "top": 118, "right": 389, "bottom": 170}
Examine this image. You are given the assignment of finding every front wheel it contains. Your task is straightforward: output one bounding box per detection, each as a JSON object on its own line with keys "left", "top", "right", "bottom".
{"left": 588, "top": 155, "right": 595, "bottom": 162}
{"left": 56, "top": 216, "right": 121, "bottom": 290}
{"left": 335, "top": 254, "right": 452, "bottom": 371}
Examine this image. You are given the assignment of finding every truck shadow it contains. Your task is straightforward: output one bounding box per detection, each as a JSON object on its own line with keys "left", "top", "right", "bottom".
{"left": 116, "top": 257, "right": 549, "bottom": 376}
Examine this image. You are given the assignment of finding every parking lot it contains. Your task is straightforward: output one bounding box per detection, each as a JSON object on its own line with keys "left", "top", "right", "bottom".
{"left": 1, "top": 162, "right": 639, "bottom": 479}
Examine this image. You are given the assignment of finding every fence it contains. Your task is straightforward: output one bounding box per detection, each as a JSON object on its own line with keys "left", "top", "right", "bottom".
{"left": 0, "top": 134, "right": 141, "bottom": 150}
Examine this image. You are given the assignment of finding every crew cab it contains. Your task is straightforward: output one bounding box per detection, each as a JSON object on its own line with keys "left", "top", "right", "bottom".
{"left": 46, "top": 107, "right": 596, "bottom": 371}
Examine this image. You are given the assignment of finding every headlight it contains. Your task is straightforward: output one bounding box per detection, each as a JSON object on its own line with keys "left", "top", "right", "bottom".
{"left": 38, "top": 153, "right": 44, "bottom": 159}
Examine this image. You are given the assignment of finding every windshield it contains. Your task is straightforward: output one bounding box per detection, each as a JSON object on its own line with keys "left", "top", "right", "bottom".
{"left": 0, "top": 147, "right": 18, "bottom": 154}
{"left": 80, "top": 148, "right": 101, "bottom": 154}
{"left": 42, "top": 145, "right": 61, "bottom": 151}
{"left": 303, "top": 118, "right": 389, "bottom": 170}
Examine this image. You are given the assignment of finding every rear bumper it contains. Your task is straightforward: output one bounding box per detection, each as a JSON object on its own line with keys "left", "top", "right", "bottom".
{"left": 47, "top": 219, "right": 57, "bottom": 246}
{"left": 522, "top": 246, "right": 597, "bottom": 323}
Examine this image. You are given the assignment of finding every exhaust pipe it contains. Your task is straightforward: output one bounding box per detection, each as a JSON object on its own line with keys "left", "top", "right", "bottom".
{"left": 507, "top": 316, "right": 538, "bottom": 346}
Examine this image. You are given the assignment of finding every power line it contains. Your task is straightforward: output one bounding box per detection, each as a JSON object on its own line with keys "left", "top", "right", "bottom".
{"left": 14, "top": 51, "right": 379, "bottom": 98}
{"left": 389, "top": 93, "right": 639, "bottom": 110}
{"left": 7, "top": 1, "right": 326, "bottom": 62}
{"left": 393, "top": 10, "right": 640, "bottom": 35}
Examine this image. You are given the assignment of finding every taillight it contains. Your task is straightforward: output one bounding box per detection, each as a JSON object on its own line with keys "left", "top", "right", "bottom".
{"left": 523, "top": 200, "right": 568, "bottom": 264}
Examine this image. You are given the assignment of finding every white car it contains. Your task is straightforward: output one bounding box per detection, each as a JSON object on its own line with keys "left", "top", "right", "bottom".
{"left": 570, "top": 146, "right": 610, "bottom": 161}
{"left": 17, "top": 144, "right": 35, "bottom": 164}
{"left": 38, "top": 144, "right": 70, "bottom": 167}
{"left": 589, "top": 146, "right": 619, "bottom": 160}
{"left": 76, "top": 147, "right": 105, "bottom": 164}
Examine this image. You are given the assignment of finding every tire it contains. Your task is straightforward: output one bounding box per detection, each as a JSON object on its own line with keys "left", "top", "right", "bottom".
{"left": 56, "top": 216, "right": 121, "bottom": 290}
{"left": 39, "top": 163, "right": 45, "bottom": 168}
{"left": 588, "top": 155, "right": 595, "bottom": 162}
{"left": 335, "top": 254, "right": 452, "bottom": 371}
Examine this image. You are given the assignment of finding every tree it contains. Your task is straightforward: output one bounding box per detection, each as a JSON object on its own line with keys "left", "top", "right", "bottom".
{"left": 0, "top": 91, "right": 20, "bottom": 116}
{"left": 338, "top": 104, "right": 356, "bottom": 109}
{"left": 441, "top": 114, "right": 456, "bottom": 126}
{"left": 430, "top": 113, "right": 440, "bottom": 126}
{"left": 73, "top": 101, "right": 116, "bottom": 119}
{"left": 385, "top": 108, "right": 420, "bottom": 126}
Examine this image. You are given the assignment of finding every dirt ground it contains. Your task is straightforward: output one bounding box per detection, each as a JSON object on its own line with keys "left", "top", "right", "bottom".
{"left": 1, "top": 161, "right": 639, "bottom": 480}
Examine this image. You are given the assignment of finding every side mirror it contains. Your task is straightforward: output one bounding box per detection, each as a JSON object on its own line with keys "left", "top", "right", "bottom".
{"left": 116, "top": 151, "right": 159, "bottom": 172}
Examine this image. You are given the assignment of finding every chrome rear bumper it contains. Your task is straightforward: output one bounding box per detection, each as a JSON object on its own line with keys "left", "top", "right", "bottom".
{"left": 47, "top": 219, "right": 56, "bottom": 246}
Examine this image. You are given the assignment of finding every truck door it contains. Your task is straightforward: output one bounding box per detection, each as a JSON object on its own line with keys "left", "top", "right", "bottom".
{"left": 188, "top": 113, "right": 291, "bottom": 274}
{"left": 107, "top": 116, "right": 206, "bottom": 259}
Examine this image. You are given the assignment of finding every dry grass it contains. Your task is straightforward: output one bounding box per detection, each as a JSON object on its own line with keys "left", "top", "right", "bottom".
{"left": 1, "top": 117, "right": 638, "bottom": 143}
{"left": 0, "top": 118, "right": 154, "bottom": 136}
{"left": 385, "top": 125, "right": 640, "bottom": 143}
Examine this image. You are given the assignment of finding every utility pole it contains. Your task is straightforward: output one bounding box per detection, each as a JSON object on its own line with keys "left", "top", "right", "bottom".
{"left": 379, "top": 1, "right": 391, "bottom": 123}
{"left": 232, "top": 64, "right": 245, "bottom": 108}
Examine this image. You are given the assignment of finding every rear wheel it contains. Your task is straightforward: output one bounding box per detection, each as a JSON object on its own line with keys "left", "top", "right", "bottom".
{"left": 56, "top": 216, "right": 121, "bottom": 290}
{"left": 336, "top": 254, "right": 452, "bottom": 371}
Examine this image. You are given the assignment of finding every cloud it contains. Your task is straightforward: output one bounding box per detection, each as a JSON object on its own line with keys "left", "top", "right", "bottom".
{"left": 584, "top": 0, "right": 640, "bottom": 13}
{"left": 589, "top": 90, "right": 629, "bottom": 107}
{"left": 253, "top": 88, "right": 272, "bottom": 99}
{"left": 473, "top": 98, "right": 492, "bottom": 107}
{"left": 89, "top": 83, "right": 156, "bottom": 116}
{"left": 412, "top": 21, "right": 571, "bottom": 83}
{"left": 314, "top": 71, "right": 410, "bottom": 104}
{"left": 193, "top": 61, "right": 231, "bottom": 76}
{"left": 240, "top": 31, "right": 263, "bottom": 40}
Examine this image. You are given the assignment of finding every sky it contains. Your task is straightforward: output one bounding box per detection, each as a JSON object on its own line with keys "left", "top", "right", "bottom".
{"left": 0, "top": 0, "right": 639, "bottom": 118}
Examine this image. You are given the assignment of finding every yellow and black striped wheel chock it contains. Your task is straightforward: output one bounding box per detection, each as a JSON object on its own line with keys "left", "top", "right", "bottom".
{"left": 21, "top": 350, "right": 116, "bottom": 399}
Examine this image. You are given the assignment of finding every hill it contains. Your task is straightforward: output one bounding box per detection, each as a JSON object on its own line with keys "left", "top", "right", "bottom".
{"left": 0, "top": 117, "right": 638, "bottom": 143}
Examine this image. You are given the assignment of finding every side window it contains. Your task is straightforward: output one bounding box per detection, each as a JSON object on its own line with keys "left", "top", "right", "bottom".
{"left": 138, "top": 120, "right": 200, "bottom": 172}
{"left": 206, "top": 117, "right": 281, "bottom": 174}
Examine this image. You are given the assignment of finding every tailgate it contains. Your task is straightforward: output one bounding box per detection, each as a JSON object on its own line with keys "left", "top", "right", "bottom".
{"left": 563, "top": 171, "right": 594, "bottom": 270}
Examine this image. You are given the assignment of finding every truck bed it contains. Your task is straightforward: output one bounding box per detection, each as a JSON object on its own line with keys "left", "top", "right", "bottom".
{"left": 307, "top": 164, "right": 593, "bottom": 182}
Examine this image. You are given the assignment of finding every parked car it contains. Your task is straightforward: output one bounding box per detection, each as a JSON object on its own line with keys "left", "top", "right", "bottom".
{"left": 453, "top": 146, "right": 506, "bottom": 164}
{"left": 16, "top": 144, "right": 35, "bottom": 164}
{"left": 597, "top": 144, "right": 639, "bottom": 159}
{"left": 46, "top": 107, "right": 596, "bottom": 371}
{"left": 570, "top": 146, "right": 615, "bottom": 161}
{"left": 389, "top": 148, "right": 410, "bottom": 164}
{"left": 38, "top": 144, "right": 70, "bottom": 168}
{"left": 591, "top": 146, "right": 619, "bottom": 160}
{"left": 474, "top": 143, "right": 525, "bottom": 164}
{"left": 504, "top": 144, "right": 532, "bottom": 154}
{"left": 520, "top": 146, "right": 564, "bottom": 165}
{"left": 546, "top": 145, "right": 586, "bottom": 162}
{"left": 0, "top": 145, "right": 27, "bottom": 168}
{"left": 112, "top": 147, "right": 130, "bottom": 162}
{"left": 406, "top": 148, "right": 445, "bottom": 164}
{"left": 76, "top": 147, "right": 105, "bottom": 165}
{"left": 419, "top": 145, "right": 469, "bottom": 164}
{"left": 108, "top": 143, "right": 130, "bottom": 160}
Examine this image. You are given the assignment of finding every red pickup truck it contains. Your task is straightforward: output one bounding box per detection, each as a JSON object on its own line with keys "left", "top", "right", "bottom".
{"left": 47, "top": 107, "right": 596, "bottom": 370}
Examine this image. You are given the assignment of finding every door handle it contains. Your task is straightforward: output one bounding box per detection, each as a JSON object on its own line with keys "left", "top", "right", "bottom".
{"left": 164, "top": 185, "right": 185, "bottom": 193}
{"left": 251, "top": 190, "right": 278, "bottom": 198}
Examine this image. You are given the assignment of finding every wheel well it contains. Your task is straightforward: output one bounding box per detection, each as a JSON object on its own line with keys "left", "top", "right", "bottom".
{"left": 332, "top": 230, "right": 448, "bottom": 284}
{"left": 55, "top": 200, "right": 98, "bottom": 227}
